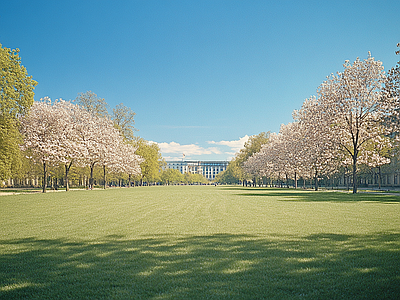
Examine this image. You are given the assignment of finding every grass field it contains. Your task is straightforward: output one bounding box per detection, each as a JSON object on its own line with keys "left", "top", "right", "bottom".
{"left": 0, "top": 186, "right": 399, "bottom": 299}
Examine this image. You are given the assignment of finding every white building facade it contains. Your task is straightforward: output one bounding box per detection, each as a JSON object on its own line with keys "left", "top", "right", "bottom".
{"left": 164, "top": 161, "right": 228, "bottom": 180}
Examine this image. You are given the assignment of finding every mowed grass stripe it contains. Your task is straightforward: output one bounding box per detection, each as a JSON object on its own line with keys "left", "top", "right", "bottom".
{"left": 1, "top": 185, "right": 399, "bottom": 239}
{"left": 1, "top": 186, "right": 399, "bottom": 299}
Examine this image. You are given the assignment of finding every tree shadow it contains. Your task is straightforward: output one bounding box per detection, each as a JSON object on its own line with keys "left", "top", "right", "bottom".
{"left": 220, "top": 187, "right": 276, "bottom": 191}
{"left": 235, "top": 190, "right": 400, "bottom": 203}
{"left": 1, "top": 233, "right": 399, "bottom": 299}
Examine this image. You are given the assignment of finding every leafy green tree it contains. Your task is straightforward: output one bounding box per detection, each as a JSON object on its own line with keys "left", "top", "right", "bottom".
{"left": 192, "top": 173, "right": 208, "bottom": 184}
{"left": 0, "top": 43, "right": 37, "bottom": 179}
{"left": 215, "top": 163, "right": 241, "bottom": 184}
{"left": 11, "top": 149, "right": 41, "bottom": 186}
{"left": 236, "top": 132, "right": 270, "bottom": 165}
{"left": 161, "top": 168, "right": 183, "bottom": 185}
{"left": 74, "top": 91, "right": 109, "bottom": 118}
{"left": 183, "top": 172, "right": 208, "bottom": 185}
{"left": 133, "top": 138, "right": 164, "bottom": 184}
{"left": 0, "top": 44, "right": 37, "bottom": 118}
{"left": 0, "top": 117, "right": 22, "bottom": 179}
{"left": 217, "top": 132, "right": 270, "bottom": 185}
{"left": 112, "top": 103, "right": 136, "bottom": 142}
{"left": 75, "top": 92, "right": 138, "bottom": 142}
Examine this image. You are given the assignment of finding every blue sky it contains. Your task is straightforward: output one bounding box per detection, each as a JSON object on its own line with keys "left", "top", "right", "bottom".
{"left": 1, "top": 0, "right": 399, "bottom": 161}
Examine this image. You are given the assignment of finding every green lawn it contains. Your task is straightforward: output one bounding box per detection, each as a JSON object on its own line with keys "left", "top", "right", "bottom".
{"left": 0, "top": 186, "right": 399, "bottom": 299}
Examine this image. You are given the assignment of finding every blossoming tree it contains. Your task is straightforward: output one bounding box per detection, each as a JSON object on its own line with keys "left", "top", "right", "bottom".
{"left": 317, "top": 53, "right": 392, "bottom": 193}
{"left": 20, "top": 98, "right": 70, "bottom": 192}
{"left": 21, "top": 98, "right": 143, "bottom": 191}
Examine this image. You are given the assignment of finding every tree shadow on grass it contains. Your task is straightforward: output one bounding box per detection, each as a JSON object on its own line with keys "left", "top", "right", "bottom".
{"left": 236, "top": 191, "right": 400, "bottom": 203}
{"left": 220, "top": 186, "right": 400, "bottom": 203}
{"left": 1, "top": 233, "right": 399, "bottom": 299}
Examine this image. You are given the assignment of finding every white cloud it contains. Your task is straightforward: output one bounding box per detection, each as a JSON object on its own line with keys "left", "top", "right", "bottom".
{"left": 207, "top": 135, "right": 249, "bottom": 153}
{"left": 161, "top": 156, "right": 183, "bottom": 161}
{"left": 156, "top": 141, "right": 222, "bottom": 156}
{"left": 152, "top": 136, "right": 249, "bottom": 161}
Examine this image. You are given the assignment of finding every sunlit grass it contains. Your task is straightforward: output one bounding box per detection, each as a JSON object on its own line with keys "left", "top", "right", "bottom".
{"left": 1, "top": 186, "right": 399, "bottom": 299}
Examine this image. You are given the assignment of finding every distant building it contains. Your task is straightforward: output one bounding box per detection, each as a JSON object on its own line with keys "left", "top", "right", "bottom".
{"left": 164, "top": 161, "right": 228, "bottom": 180}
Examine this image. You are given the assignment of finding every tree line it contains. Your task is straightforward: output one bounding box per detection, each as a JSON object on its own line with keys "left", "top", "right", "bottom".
{"left": 20, "top": 95, "right": 144, "bottom": 192}
{"left": 1, "top": 43, "right": 168, "bottom": 191}
{"left": 218, "top": 45, "right": 400, "bottom": 193}
{"left": 2, "top": 43, "right": 399, "bottom": 193}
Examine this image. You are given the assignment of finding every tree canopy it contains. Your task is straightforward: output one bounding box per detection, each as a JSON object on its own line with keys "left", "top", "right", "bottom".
{"left": 160, "top": 168, "right": 183, "bottom": 185}
{"left": 112, "top": 103, "right": 136, "bottom": 142}
{"left": 216, "top": 132, "right": 269, "bottom": 184}
{"left": 133, "top": 138, "right": 164, "bottom": 184}
{"left": 74, "top": 91, "right": 109, "bottom": 118}
{"left": 0, "top": 43, "right": 37, "bottom": 180}
{"left": 244, "top": 51, "right": 399, "bottom": 193}
{"left": 20, "top": 98, "right": 142, "bottom": 192}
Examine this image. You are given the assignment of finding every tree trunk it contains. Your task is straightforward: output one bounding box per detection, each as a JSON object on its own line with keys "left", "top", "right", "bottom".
{"left": 65, "top": 161, "right": 73, "bottom": 191}
{"left": 352, "top": 154, "right": 358, "bottom": 194}
{"left": 314, "top": 169, "right": 318, "bottom": 191}
{"left": 42, "top": 162, "right": 47, "bottom": 193}
{"left": 378, "top": 166, "right": 382, "bottom": 190}
{"left": 103, "top": 165, "right": 107, "bottom": 189}
{"left": 294, "top": 172, "right": 297, "bottom": 189}
{"left": 90, "top": 162, "right": 95, "bottom": 189}
{"left": 286, "top": 173, "right": 289, "bottom": 188}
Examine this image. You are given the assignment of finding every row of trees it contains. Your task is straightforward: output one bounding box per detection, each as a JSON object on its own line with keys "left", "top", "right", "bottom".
{"left": 1, "top": 43, "right": 169, "bottom": 191}
{"left": 1, "top": 42, "right": 227, "bottom": 189}
{"left": 20, "top": 97, "right": 144, "bottom": 192}
{"left": 243, "top": 47, "right": 400, "bottom": 193}
{"left": 160, "top": 168, "right": 209, "bottom": 185}
{"left": 215, "top": 132, "right": 270, "bottom": 185}
{"left": 4, "top": 42, "right": 398, "bottom": 192}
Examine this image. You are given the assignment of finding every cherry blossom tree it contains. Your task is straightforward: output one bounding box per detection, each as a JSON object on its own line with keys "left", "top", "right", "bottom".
{"left": 77, "top": 113, "right": 124, "bottom": 189}
{"left": 243, "top": 151, "right": 265, "bottom": 186}
{"left": 109, "top": 142, "right": 143, "bottom": 187}
{"left": 317, "top": 53, "right": 392, "bottom": 193}
{"left": 357, "top": 132, "right": 392, "bottom": 189}
{"left": 54, "top": 100, "right": 89, "bottom": 191}
{"left": 20, "top": 98, "right": 69, "bottom": 192}
{"left": 21, "top": 98, "right": 143, "bottom": 191}
{"left": 74, "top": 109, "right": 143, "bottom": 189}
{"left": 276, "top": 122, "right": 308, "bottom": 188}
{"left": 293, "top": 96, "right": 341, "bottom": 190}
{"left": 245, "top": 123, "right": 315, "bottom": 189}
{"left": 244, "top": 133, "right": 282, "bottom": 187}
{"left": 271, "top": 127, "right": 294, "bottom": 188}
{"left": 20, "top": 98, "right": 90, "bottom": 192}
{"left": 384, "top": 43, "right": 400, "bottom": 142}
